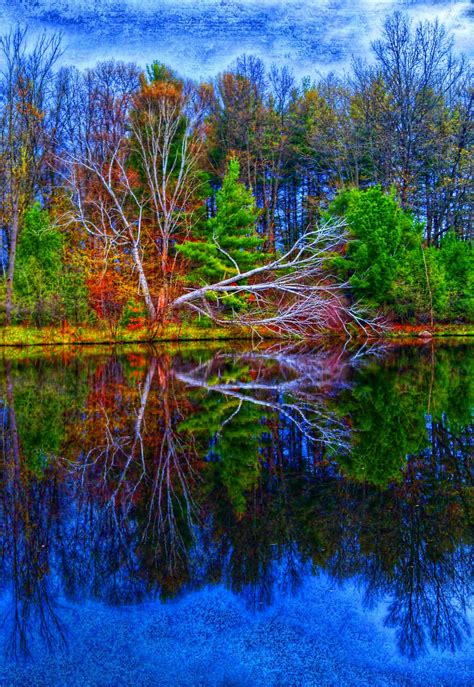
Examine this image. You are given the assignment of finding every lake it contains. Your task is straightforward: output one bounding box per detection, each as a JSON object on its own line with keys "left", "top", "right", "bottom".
{"left": 0, "top": 340, "right": 472, "bottom": 686}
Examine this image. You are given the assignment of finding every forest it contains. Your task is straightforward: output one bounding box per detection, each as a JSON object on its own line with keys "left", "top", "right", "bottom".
{"left": 0, "top": 11, "right": 472, "bottom": 342}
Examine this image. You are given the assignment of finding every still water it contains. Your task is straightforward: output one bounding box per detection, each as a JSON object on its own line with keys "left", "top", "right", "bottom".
{"left": 0, "top": 340, "right": 472, "bottom": 686}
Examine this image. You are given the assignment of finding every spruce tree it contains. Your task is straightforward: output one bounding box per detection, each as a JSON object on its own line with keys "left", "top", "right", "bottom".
{"left": 178, "top": 158, "right": 263, "bottom": 287}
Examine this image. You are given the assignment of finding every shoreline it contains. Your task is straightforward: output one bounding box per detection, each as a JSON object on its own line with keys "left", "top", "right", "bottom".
{"left": 0, "top": 324, "right": 473, "bottom": 348}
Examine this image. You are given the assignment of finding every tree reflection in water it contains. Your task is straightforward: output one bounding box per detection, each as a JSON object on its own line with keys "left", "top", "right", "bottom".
{"left": 0, "top": 341, "right": 472, "bottom": 660}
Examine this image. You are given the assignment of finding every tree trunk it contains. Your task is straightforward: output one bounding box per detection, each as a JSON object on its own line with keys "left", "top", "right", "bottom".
{"left": 421, "top": 246, "right": 434, "bottom": 328}
{"left": 5, "top": 203, "right": 19, "bottom": 326}
{"left": 131, "top": 244, "right": 157, "bottom": 322}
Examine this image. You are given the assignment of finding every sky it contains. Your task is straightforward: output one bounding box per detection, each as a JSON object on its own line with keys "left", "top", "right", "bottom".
{"left": 0, "top": 1, "right": 472, "bottom": 77}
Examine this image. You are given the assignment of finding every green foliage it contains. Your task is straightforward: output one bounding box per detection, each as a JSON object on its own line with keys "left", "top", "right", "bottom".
{"left": 61, "top": 268, "right": 90, "bottom": 325}
{"left": 393, "top": 234, "right": 473, "bottom": 322}
{"left": 14, "top": 204, "right": 63, "bottom": 325}
{"left": 437, "top": 232, "right": 474, "bottom": 321}
{"left": 180, "top": 362, "right": 272, "bottom": 515}
{"left": 6, "top": 358, "right": 89, "bottom": 477}
{"left": 328, "top": 186, "right": 421, "bottom": 311}
{"left": 337, "top": 364, "right": 426, "bottom": 486}
{"left": 337, "top": 345, "right": 473, "bottom": 487}
{"left": 146, "top": 61, "right": 177, "bottom": 84}
{"left": 13, "top": 204, "right": 89, "bottom": 326}
{"left": 329, "top": 186, "right": 473, "bottom": 323}
{"left": 204, "top": 398, "right": 265, "bottom": 516}
{"left": 393, "top": 246, "right": 448, "bottom": 321}
{"left": 177, "top": 158, "right": 264, "bottom": 309}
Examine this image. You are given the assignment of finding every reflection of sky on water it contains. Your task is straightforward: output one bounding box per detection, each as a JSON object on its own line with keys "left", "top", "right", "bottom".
{"left": 0, "top": 1, "right": 471, "bottom": 76}
{"left": 0, "top": 574, "right": 472, "bottom": 686}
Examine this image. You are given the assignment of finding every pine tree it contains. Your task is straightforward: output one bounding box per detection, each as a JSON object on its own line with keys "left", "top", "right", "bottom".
{"left": 14, "top": 204, "right": 63, "bottom": 325}
{"left": 178, "top": 158, "right": 263, "bottom": 287}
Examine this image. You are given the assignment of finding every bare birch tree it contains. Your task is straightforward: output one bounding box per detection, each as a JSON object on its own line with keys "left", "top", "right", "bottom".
{"left": 63, "top": 68, "right": 207, "bottom": 323}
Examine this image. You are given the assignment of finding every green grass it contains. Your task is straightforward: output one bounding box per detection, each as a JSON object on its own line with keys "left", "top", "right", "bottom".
{"left": 0, "top": 321, "right": 472, "bottom": 348}
{"left": 0, "top": 322, "right": 254, "bottom": 347}
{"left": 385, "top": 323, "right": 474, "bottom": 339}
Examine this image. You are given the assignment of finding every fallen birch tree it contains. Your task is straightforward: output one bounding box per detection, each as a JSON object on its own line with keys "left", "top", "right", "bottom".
{"left": 171, "top": 221, "right": 380, "bottom": 337}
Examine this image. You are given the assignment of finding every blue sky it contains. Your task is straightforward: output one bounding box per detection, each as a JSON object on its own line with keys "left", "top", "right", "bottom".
{"left": 0, "top": 1, "right": 471, "bottom": 76}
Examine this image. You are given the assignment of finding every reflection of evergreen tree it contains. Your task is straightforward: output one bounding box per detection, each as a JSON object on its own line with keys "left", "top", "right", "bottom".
{"left": 337, "top": 345, "right": 474, "bottom": 487}
{"left": 1, "top": 356, "right": 90, "bottom": 476}
{"left": 182, "top": 392, "right": 271, "bottom": 515}
{"left": 337, "top": 360, "right": 428, "bottom": 486}
{"left": 427, "top": 346, "right": 473, "bottom": 430}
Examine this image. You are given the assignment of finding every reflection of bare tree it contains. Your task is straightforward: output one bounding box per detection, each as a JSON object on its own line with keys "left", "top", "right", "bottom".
{"left": 323, "top": 434, "right": 473, "bottom": 660}
{"left": 384, "top": 548, "right": 471, "bottom": 659}
{"left": 383, "top": 438, "right": 472, "bottom": 659}
{"left": 75, "top": 357, "right": 157, "bottom": 505}
{"left": 144, "top": 407, "right": 199, "bottom": 575}
{"left": 174, "top": 345, "right": 359, "bottom": 449}
{"left": 62, "top": 355, "right": 200, "bottom": 595}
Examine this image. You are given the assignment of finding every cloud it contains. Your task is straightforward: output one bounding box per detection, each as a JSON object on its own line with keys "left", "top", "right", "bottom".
{"left": 0, "top": 1, "right": 471, "bottom": 76}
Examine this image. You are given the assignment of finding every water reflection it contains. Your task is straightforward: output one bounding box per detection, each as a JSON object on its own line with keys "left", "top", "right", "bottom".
{"left": 0, "top": 341, "right": 472, "bottom": 661}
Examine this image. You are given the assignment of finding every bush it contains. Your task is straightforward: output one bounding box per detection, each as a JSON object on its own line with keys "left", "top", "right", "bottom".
{"left": 327, "top": 186, "right": 421, "bottom": 312}
{"left": 328, "top": 186, "right": 473, "bottom": 323}
{"left": 12, "top": 204, "right": 89, "bottom": 326}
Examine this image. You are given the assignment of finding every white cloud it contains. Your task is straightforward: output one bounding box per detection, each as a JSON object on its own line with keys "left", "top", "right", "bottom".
{"left": 0, "top": 1, "right": 471, "bottom": 76}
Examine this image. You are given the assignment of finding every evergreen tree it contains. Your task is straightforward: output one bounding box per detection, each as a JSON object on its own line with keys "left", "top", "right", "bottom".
{"left": 393, "top": 246, "right": 448, "bottom": 323}
{"left": 13, "top": 204, "right": 89, "bottom": 326}
{"left": 328, "top": 186, "right": 421, "bottom": 312}
{"left": 438, "top": 232, "right": 474, "bottom": 321}
{"left": 178, "top": 158, "right": 264, "bottom": 289}
{"left": 329, "top": 186, "right": 473, "bottom": 323}
{"left": 14, "top": 204, "right": 63, "bottom": 325}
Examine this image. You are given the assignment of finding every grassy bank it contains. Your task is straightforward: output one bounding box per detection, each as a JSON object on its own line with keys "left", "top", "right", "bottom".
{"left": 0, "top": 322, "right": 252, "bottom": 347}
{"left": 385, "top": 324, "right": 474, "bottom": 339}
{"left": 0, "top": 322, "right": 472, "bottom": 348}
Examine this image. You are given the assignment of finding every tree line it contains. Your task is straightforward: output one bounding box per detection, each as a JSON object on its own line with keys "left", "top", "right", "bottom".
{"left": 0, "top": 12, "right": 472, "bottom": 334}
